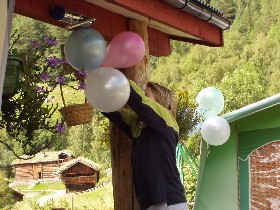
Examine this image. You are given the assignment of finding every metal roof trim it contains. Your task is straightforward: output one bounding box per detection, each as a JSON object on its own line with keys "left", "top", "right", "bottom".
{"left": 162, "top": 0, "right": 231, "bottom": 29}
{"left": 223, "top": 93, "right": 280, "bottom": 123}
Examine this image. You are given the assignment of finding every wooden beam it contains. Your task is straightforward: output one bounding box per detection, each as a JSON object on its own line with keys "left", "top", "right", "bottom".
{"left": 108, "top": 0, "right": 224, "bottom": 46}
{"left": 148, "top": 27, "right": 171, "bottom": 57}
{"left": 14, "top": 0, "right": 172, "bottom": 56}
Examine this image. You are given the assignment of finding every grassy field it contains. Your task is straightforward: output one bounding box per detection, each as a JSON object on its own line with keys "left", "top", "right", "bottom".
{"left": 31, "top": 182, "right": 66, "bottom": 190}
{"left": 63, "top": 185, "right": 114, "bottom": 210}
{"left": 10, "top": 177, "right": 113, "bottom": 210}
{"left": 12, "top": 183, "right": 113, "bottom": 210}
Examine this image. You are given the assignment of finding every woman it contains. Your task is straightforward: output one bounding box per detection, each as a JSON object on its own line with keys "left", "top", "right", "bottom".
{"left": 102, "top": 80, "right": 188, "bottom": 210}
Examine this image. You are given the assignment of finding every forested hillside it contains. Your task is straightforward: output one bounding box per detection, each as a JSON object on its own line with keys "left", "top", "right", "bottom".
{"left": 1, "top": 0, "right": 280, "bottom": 207}
{"left": 151, "top": 0, "right": 280, "bottom": 113}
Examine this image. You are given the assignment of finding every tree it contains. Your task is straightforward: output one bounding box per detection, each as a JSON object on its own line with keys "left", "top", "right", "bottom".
{"left": 210, "top": 0, "right": 237, "bottom": 22}
{"left": 219, "top": 63, "right": 267, "bottom": 112}
{"left": 66, "top": 124, "right": 93, "bottom": 157}
{"left": 0, "top": 172, "right": 16, "bottom": 209}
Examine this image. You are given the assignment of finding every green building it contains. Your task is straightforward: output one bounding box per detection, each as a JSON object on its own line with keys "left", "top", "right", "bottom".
{"left": 194, "top": 93, "right": 280, "bottom": 210}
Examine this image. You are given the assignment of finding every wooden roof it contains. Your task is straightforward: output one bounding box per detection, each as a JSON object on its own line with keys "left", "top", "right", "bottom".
{"left": 14, "top": 0, "right": 229, "bottom": 56}
{"left": 57, "top": 157, "right": 101, "bottom": 173}
{"left": 12, "top": 150, "right": 72, "bottom": 165}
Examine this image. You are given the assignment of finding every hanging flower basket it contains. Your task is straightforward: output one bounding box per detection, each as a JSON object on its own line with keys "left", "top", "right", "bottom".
{"left": 59, "top": 103, "right": 93, "bottom": 127}
{"left": 58, "top": 83, "right": 93, "bottom": 127}
{"left": 3, "top": 55, "right": 22, "bottom": 97}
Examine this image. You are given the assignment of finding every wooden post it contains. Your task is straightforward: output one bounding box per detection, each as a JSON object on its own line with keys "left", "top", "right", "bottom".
{"left": 109, "top": 19, "right": 150, "bottom": 210}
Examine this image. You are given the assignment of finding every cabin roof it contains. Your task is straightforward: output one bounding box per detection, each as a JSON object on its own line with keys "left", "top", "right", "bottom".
{"left": 57, "top": 157, "right": 101, "bottom": 173}
{"left": 14, "top": 0, "right": 231, "bottom": 57}
{"left": 224, "top": 93, "right": 280, "bottom": 123}
{"left": 11, "top": 150, "right": 72, "bottom": 165}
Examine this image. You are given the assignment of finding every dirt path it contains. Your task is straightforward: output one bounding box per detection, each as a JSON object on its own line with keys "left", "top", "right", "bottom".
{"left": 39, "top": 190, "right": 66, "bottom": 206}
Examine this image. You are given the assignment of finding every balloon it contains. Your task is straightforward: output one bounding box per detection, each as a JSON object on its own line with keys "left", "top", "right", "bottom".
{"left": 84, "top": 67, "right": 130, "bottom": 112}
{"left": 201, "top": 116, "right": 231, "bottom": 146}
{"left": 64, "top": 28, "right": 107, "bottom": 70}
{"left": 101, "top": 31, "right": 145, "bottom": 68}
{"left": 196, "top": 87, "right": 224, "bottom": 118}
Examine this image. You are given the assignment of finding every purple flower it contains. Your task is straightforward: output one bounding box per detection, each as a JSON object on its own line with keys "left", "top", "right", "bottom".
{"left": 41, "top": 72, "right": 49, "bottom": 81}
{"left": 46, "top": 57, "right": 64, "bottom": 67}
{"left": 44, "top": 37, "right": 53, "bottom": 45}
{"left": 37, "top": 86, "right": 45, "bottom": 93}
{"left": 76, "top": 69, "right": 88, "bottom": 77}
{"left": 46, "top": 56, "right": 55, "bottom": 65}
{"left": 8, "top": 124, "right": 14, "bottom": 130}
{"left": 78, "top": 81, "right": 86, "bottom": 90}
{"left": 44, "top": 37, "right": 59, "bottom": 46}
{"left": 57, "top": 76, "right": 66, "bottom": 84}
{"left": 30, "top": 40, "right": 41, "bottom": 48}
{"left": 52, "top": 40, "right": 59, "bottom": 47}
{"left": 56, "top": 122, "right": 67, "bottom": 133}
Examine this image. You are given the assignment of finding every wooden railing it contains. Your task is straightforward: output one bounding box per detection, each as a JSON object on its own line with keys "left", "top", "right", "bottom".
{"left": 62, "top": 175, "right": 96, "bottom": 184}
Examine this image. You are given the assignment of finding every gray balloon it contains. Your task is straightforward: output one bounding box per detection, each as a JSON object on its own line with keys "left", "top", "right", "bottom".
{"left": 64, "top": 28, "right": 107, "bottom": 70}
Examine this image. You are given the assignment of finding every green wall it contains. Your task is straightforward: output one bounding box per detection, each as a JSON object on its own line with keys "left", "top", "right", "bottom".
{"left": 194, "top": 104, "right": 280, "bottom": 210}
{"left": 194, "top": 124, "right": 238, "bottom": 210}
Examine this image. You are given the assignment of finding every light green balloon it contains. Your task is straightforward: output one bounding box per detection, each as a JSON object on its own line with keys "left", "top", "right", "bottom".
{"left": 196, "top": 87, "right": 224, "bottom": 118}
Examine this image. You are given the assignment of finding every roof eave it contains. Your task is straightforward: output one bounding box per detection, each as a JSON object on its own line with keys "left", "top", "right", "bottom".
{"left": 224, "top": 93, "right": 280, "bottom": 123}
{"left": 162, "top": 0, "right": 231, "bottom": 30}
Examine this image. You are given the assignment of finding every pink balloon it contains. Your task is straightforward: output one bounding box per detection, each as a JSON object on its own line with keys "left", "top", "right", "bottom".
{"left": 101, "top": 32, "right": 145, "bottom": 68}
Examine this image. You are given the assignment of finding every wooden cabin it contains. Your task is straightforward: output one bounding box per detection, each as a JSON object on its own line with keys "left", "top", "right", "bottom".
{"left": 194, "top": 93, "right": 280, "bottom": 210}
{"left": 57, "top": 157, "right": 101, "bottom": 193}
{"left": 12, "top": 151, "right": 73, "bottom": 182}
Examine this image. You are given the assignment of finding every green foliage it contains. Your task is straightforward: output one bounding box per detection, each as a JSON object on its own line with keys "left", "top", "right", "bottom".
{"left": 183, "top": 166, "right": 198, "bottom": 208}
{"left": 24, "top": 186, "right": 114, "bottom": 210}
{"left": 68, "top": 187, "right": 114, "bottom": 210}
{"left": 0, "top": 131, "right": 16, "bottom": 177}
{"left": 66, "top": 124, "right": 93, "bottom": 157}
{"left": 0, "top": 172, "right": 16, "bottom": 209}
{"left": 64, "top": 114, "right": 111, "bottom": 169}
{"left": 176, "top": 90, "right": 201, "bottom": 140}
{"left": 0, "top": 33, "right": 63, "bottom": 156}
{"left": 210, "top": 0, "right": 236, "bottom": 22}
{"left": 219, "top": 63, "right": 266, "bottom": 112}
{"left": 89, "top": 111, "right": 111, "bottom": 168}
{"left": 28, "top": 198, "right": 71, "bottom": 210}
{"left": 1, "top": 18, "right": 87, "bottom": 157}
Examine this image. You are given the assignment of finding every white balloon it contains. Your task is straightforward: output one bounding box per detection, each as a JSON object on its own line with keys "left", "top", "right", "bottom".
{"left": 84, "top": 67, "right": 130, "bottom": 112}
{"left": 201, "top": 116, "right": 230, "bottom": 146}
{"left": 196, "top": 87, "right": 224, "bottom": 118}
